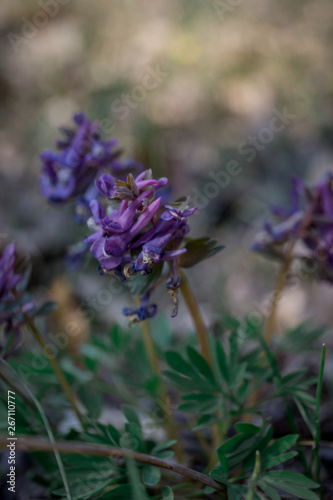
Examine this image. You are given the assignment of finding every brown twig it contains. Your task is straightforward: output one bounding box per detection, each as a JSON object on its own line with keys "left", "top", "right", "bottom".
{"left": 0, "top": 435, "right": 224, "bottom": 491}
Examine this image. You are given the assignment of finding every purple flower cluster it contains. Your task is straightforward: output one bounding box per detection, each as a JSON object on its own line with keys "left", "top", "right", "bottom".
{"left": 85, "top": 170, "right": 197, "bottom": 320}
{"left": 252, "top": 173, "right": 333, "bottom": 282}
{"left": 40, "top": 113, "right": 145, "bottom": 268}
{"left": 40, "top": 112, "right": 120, "bottom": 204}
{"left": 0, "top": 242, "right": 34, "bottom": 355}
{"left": 39, "top": 112, "right": 205, "bottom": 320}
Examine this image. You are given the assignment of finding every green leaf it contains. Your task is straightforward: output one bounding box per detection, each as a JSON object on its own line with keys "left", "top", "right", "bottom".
{"left": 165, "top": 351, "right": 197, "bottom": 378}
{"left": 53, "top": 477, "right": 113, "bottom": 500}
{"left": 99, "top": 485, "right": 133, "bottom": 499}
{"left": 216, "top": 341, "right": 229, "bottom": 383}
{"left": 219, "top": 427, "right": 259, "bottom": 454}
{"left": 194, "top": 413, "right": 218, "bottom": 429}
{"left": 161, "top": 486, "right": 174, "bottom": 499}
{"left": 128, "top": 261, "right": 163, "bottom": 296}
{"left": 81, "top": 344, "right": 110, "bottom": 364}
{"left": 217, "top": 453, "right": 229, "bottom": 475}
{"left": 283, "top": 323, "right": 326, "bottom": 353}
{"left": 123, "top": 405, "right": 141, "bottom": 428}
{"left": 186, "top": 346, "right": 216, "bottom": 385}
{"left": 261, "top": 471, "right": 320, "bottom": 500}
{"left": 261, "top": 451, "right": 297, "bottom": 469}
{"left": 295, "top": 398, "right": 316, "bottom": 437}
{"left": 142, "top": 465, "right": 161, "bottom": 486}
{"left": 77, "top": 384, "right": 102, "bottom": 419}
{"left": 164, "top": 370, "right": 212, "bottom": 392}
{"left": 179, "top": 393, "right": 221, "bottom": 414}
{"left": 281, "top": 370, "right": 307, "bottom": 385}
{"left": 179, "top": 237, "right": 225, "bottom": 268}
{"left": 227, "top": 485, "right": 243, "bottom": 500}
{"left": 262, "top": 471, "right": 319, "bottom": 488}
{"left": 257, "top": 481, "right": 281, "bottom": 500}
{"left": 210, "top": 466, "right": 229, "bottom": 486}
{"left": 262, "top": 434, "right": 298, "bottom": 456}
{"left": 62, "top": 358, "right": 93, "bottom": 383}
{"left": 235, "top": 423, "right": 260, "bottom": 435}
{"left": 151, "top": 440, "right": 177, "bottom": 455}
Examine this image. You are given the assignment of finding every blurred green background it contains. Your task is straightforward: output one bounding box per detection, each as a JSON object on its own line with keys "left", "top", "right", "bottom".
{"left": 1, "top": 0, "right": 333, "bottom": 335}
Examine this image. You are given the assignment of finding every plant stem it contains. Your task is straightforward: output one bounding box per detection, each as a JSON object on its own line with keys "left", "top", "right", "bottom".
{"left": 138, "top": 309, "right": 160, "bottom": 375}
{"left": 180, "top": 270, "right": 221, "bottom": 458}
{"left": 4, "top": 435, "right": 225, "bottom": 492}
{"left": 27, "top": 319, "right": 84, "bottom": 428}
{"left": 263, "top": 244, "right": 295, "bottom": 343}
{"left": 0, "top": 366, "right": 34, "bottom": 408}
{"left": 180, "top": 269, "right": 212, "bottom": 365}
{"left": 242, "top": 244, "right": 295, "bottom": 424}
{"left": 263, "top": 200, "right": 315, "bottom": 344}
{"left": 134, "top": 298, "right": 181, "bottom": 460}
{"left": 247, "top": 450, "right": 261, "bottom": 500}
{"left": 313, "top": 344, "right": 326, "bottom": 496}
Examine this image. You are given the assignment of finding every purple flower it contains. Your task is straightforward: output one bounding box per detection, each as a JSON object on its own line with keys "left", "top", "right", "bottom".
{"left": 95, "top": 170, "right": 168, "bottom": 201}
{"left": 0, "top": 243, "right": 22, "bottom": 301}
{"left": 131, "top": 205, "right": 195, "bottom": 274}
{"left": 86, "top": 168, "right": 197, "bottom": 319}
{"left": 40, "top": 112, "right": 120, "bottom": 203}
{"left": 252, "top": 173, "right": 333, "bottom": 282}
{"left": 122, "top": 292, "right": 157, "bottom": 324}
{"left": 85, "top": 183, "right": 161, "bottom": 271}
{"left": 0, "top": 242, "right": 35, "bottom": 356}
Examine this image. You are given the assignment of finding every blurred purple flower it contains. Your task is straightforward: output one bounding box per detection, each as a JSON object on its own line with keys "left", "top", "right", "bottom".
{"left": 252, "top": 172, "right": 333, "bottom": 282}
{"left": 0, "top": 242, "right": 35, "bottom": 356}
{"left": 0, "top": 242, "right": 22, "bottom": 301}
{"left": 40, "top": 112, "right": 120, "bottom": 203}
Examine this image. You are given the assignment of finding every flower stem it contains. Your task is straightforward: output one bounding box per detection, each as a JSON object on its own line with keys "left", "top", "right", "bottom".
{"left": 180, "top": 269, "right": 212, "bottom": 365}
{"left": 242, "top": 244, "right": 295, "bottom": 424}
{"left": 135, "top": 299, "right": 181, "bottom": 460}
{"left": 27, "top": 319, "right": 85, "bottom": 428}
{"left": 139, "top": 312, "right": 160, "bottom": 376}
{"left": 263, "top": 245, "right": 294, "bottom": 343}
{"left": 179, "top": 269, "right": 221, "bottom": 458}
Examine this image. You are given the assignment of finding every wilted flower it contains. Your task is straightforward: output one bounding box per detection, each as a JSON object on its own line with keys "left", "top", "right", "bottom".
{"left": 252, "top": 172, "right": 333, "bottom": 282}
